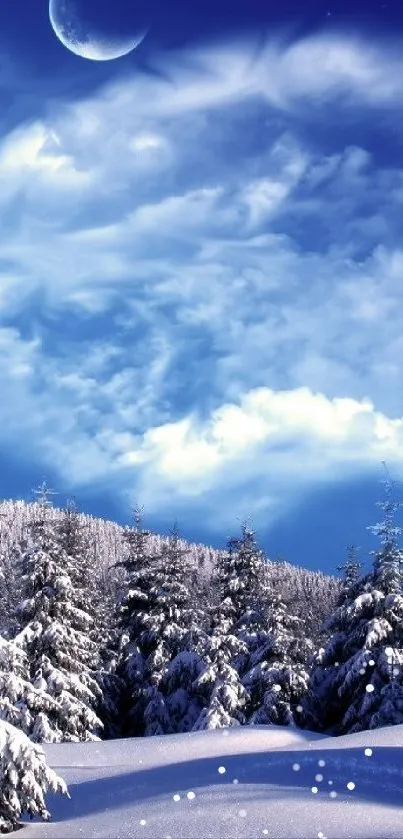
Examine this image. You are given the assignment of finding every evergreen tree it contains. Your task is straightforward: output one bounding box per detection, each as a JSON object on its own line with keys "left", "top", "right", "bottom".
{"left": 118, "top": 515, "right": 203, "bottom": 736}
{"left": 192, "top": 633, "right": 248, "bottom": 730}
{"left": 336, "top": 544, "right": 362, "bottom": 605}
{"left": 14, "top": 484, "right": 103, "bottom": 742}
{"left": 242, "top": 578, "right": 312, "bottom": 727}
{"left": 190, "top": 522, "right": 269, "bottom": 730}
{"left": 116, "top": 506, "right": 155, "bottom": 736}
{"left": 216, "top": 521, "right": 267, "bottom": 632}
{"left": 141, "top": 523, "right": 203, "bottom": 735}
{"left": 302, "top": 477, "right": 403, "bottom": 734}
{"left": 0, "top": 719, "right": 68, "bottom": 833}
{"left": 0, "top": 636, "right": 63, "bottom": 742}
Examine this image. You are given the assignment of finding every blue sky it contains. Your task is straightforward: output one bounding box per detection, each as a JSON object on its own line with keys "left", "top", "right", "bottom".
{"left": 0, "top": 0, "right": 403, "bottom": 573}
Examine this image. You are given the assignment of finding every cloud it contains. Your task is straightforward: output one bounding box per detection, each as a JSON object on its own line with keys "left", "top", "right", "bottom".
{"left": 119, "top": 387, "right": 403, "bottom": 512}
{"left": 0, "top": 29, "right": 403, "bottom": 534}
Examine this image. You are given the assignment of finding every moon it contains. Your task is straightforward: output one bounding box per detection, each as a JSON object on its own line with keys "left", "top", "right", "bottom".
{"left": 49, "top": 0, "right": 148, "bottom": 61}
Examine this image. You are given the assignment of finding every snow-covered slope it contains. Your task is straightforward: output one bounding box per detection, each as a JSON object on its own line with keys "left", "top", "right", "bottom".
{"left": 23, "top": 724, "right": 403, "bottom": 838}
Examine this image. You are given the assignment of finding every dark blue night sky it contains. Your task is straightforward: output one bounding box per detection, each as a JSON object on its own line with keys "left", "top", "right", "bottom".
{"left": 0, "top": 0, "right": 403, "bottom": 573}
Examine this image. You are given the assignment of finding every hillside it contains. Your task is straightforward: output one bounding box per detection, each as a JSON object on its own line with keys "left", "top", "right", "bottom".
{"left": 0, "top": 498, "right": 340, "bottom": 640}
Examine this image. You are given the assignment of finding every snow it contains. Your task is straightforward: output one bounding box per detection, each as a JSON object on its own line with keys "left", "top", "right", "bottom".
{"left": 22, "top": 723, "right": 403, "bottom": 838}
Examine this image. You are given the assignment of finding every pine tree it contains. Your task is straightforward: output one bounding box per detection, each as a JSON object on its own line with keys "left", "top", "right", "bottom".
{"left": 14, "top": 484, "right": 103, "bottom": 742}
{"left": 190, "top": 522, "right": 269, "bottom": 730}
{"left": 0, "top": 719, "right": 68, "bottom": 833}
{"left": 0, "top": 636, "right": 64, "bottom": 741}
{"left": 243, "top": 581, "right": 312, "bottom": 727}
{"left": 0, "top": 513, "right": 18, "bottom": 640}
{"left": 116, "top": 506, "right": 155, "bottom": 736}
{"left": 192, "top": 633, "right": 248, "bottom": 730}
{"left": 302, "top": 477, "right": 403, "bottom": 734}
{"left": 118, "top": 515, "right": 203, "bottom": 736}
{"left": 141, "top": 523, "right": 202, "bottom": 735}
{"left": 336, "top": 545, "right": 362, "bottom": 606}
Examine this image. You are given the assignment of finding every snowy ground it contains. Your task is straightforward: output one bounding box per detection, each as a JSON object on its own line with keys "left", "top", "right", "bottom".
{"left": 23, "top": 724, "right": 403, "bottom": 838}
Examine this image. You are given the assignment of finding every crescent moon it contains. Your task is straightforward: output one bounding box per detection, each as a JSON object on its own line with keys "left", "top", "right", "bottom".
{"left": 49, "top": 0, "right": 147, "bottom": 61}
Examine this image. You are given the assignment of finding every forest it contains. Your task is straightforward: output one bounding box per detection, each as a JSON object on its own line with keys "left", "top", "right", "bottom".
{"left": 0, "top": 479, "right": 402, "bottom": 831}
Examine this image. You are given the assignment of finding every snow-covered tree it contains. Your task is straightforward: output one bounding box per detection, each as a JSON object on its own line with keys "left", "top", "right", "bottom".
{"left": 141, "top": 523, "right": 204, "bottom": 735}
{"left": 302, "top": 478, "right": 403, "bottom": 734}
{"left": 190, "top": 522, "right": 269, "bottom": 731}
{"left": 118, "top": 515, "right": 204, "bottom": 736}
{"left": 0, "top": 719, "right": 68, "bottom": 833}
{"left": 243, "top": 584, "right": 312, "bottom": 727}
{"left": 0, "top": 636, "right": 65, "bottom": 742}
{"left": 214, "top": 522, "right": 267, "bottom": 634}
{"left": 192, "top": 633, "right": 248, "bottom": 730}
{"left": 116, "top": 506, "right": 155, "bottom": 736}
{"left": 161, "top": 649, "right": 206, "bottom": 732}
{"left": 336, "top": 545, "right": 362, "bottom": 605}
{"left": 14, "top": 485, "right": 103, "bottom": 742}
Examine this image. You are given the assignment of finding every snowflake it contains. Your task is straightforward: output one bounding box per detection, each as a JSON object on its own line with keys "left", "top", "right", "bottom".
{"left": 315, "top": 774, "right": 323, "bottom": 782}
{"left": 347, "top": 781, "right": 355, "bottom": 791}
{"left": 187, "top": 791, "right": 195, "bottom": 800}
{"left": 218, "top": 766, "right": 226, "bottom": 775}
{"left": 173, "top": 793, "right": 181, "bottom": 802}
{"left": 292, "top": 763, "right": 300, "bottom": 771}
{"left": 364, "top": 748, "right": 372, "bottom": 757}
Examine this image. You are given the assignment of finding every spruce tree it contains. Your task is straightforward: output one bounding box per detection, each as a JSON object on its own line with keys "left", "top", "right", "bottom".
{"left": 0, "top": 719, "right": 68, "bottom": 833}
{"left": 191, "top": 522, "right": 269, "bottom": 730}
{"left": 116, "top": 506, "right": 155, "bottom": 736}
{"left": 191, "top": 633, "right": 248, "bottom": 729}
{"left": 141, "top": 523, "right": 203, "bottom": 735}
{"left": 0, "top": 636, "right": 62, "bottom": 742}
{"left": 14, "top": 484, "right": 102, "bottom": 742}
{"left": 303, "top": 477, "right": 403, "bottom": 734}
{"left": 336, "top": 545, "right": 362, "bottom": 605}
{"left": 118, "top": 515, "right": 203, "bottom": 735}
{"left": 245, "top": 588, "right": 312, "bottom": 727}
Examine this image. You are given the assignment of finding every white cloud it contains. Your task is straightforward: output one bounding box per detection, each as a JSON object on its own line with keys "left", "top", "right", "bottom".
{"left": 107, "top": 386, "right": 403, "bottom": 524}
{"left": 0, "top": 29, "right": 403, "bottom": 532}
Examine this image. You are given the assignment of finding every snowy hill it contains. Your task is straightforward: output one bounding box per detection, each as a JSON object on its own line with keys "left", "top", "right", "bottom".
{"left": 23, "top": 725, "right": 403, "bottom": 838}
{"left": 0, "top": 498, "right": 339, "bottom": 640}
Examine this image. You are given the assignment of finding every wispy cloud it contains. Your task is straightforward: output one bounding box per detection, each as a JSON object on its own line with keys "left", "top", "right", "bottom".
{"left": 0, "top": 29, "right": 403, "bottom": 533}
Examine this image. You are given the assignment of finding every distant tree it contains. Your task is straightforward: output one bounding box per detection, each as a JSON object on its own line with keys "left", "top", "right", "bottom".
{"left": 336, "top": 545, "right": 362, "bottom": 605}
{"left": 0, "top": 719, "right": 68, "bottom": 833}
